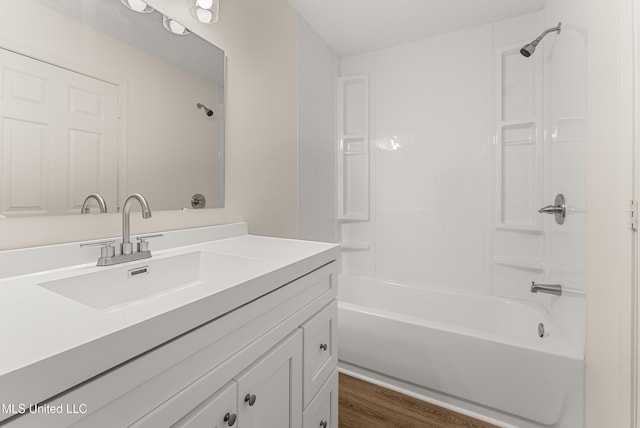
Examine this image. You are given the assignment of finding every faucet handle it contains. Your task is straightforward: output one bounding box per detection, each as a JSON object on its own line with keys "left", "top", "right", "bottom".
{"left": 136, "top": 234, "right": 163, "bottom": 240}
{"left": 136, "top": 234, "right": 163, "bottom": 252}
{"left": 80, "top": 240, "right": 116, "bottom": 259}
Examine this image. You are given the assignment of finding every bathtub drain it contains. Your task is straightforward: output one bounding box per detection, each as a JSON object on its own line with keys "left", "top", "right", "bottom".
{"left": 538, "top": 322, "right": 545, "bottom": 338}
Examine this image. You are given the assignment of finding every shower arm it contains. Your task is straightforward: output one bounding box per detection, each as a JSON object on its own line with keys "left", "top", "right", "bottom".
{"left": 533, "top": 23, "right": 561, "bottom": 44}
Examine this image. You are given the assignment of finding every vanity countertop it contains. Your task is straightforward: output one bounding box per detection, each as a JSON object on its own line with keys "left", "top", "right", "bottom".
{"left": 0, "top": 223, "right": 339, "bottom": 420}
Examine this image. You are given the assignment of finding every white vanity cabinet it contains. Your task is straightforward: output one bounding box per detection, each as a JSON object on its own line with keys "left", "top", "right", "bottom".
{"left": 171, "top": 381, "right": 238, "bottom": 428}
{"left": 1, "top": 232, "right": 339, "bottom": 428}
{"left": 235, "top": 330, "right": 302, "bottom": 428}
{"left": 135, "top": 330, "right": 303, "bottom": 428}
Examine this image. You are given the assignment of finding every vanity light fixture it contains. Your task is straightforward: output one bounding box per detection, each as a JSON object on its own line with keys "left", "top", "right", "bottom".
{"left": 190, "top": 0, "right": 220, "bottom": 24}
{"left": 120, "top": 0, "right": 154, "bottom": 13}
{"left": 162, "top": 15, "right": 191, "bottom": 35}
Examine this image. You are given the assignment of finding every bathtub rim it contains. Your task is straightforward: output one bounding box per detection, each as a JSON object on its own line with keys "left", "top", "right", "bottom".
{"left": 339, "top": 273, "right": 582, "bottom": 307}
{"left": 338, "top": 274, "right": 584, "bottom": 360}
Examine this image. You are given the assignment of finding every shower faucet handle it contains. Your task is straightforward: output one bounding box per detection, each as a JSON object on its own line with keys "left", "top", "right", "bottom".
{"left": 538, "top": 205, "right": 563, "bottom": 214}
{"left": 538, "top": 194, "right": 566, "bottom": 225}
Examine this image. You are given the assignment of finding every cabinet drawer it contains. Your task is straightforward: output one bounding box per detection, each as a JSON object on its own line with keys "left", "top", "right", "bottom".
{"left": 303, "top": 369, "right": 338, "bottom": 428}
{"left": 301, "top": 301, "right": 337, "bottom": 408}
{"left": 131, "top": 373, "right": 239, "bottom": 428}
{"left": 172, "top": 381, "right": 237, "bottom": 428}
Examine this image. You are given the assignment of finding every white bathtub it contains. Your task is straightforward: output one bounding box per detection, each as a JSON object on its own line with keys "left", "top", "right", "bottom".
{"left": 338, "top": 275, "right": 584, "bottom": 427}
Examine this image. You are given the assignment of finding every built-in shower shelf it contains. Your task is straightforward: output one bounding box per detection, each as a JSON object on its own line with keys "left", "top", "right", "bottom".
{"left": 499, "top": 119, "right": 536, "bottom": 128}
{"left": 337, "top": 218, "right": 369, "bottom": 224}
{"left": 494, "top": 224, "right": 544, "bottom": 234}
{"left": 338, "top": 75, "right": 370, "bottom": 222}
{"left": 501, "top": 139, "right": 535, "bottom": 146}
{"left": 340, "top": 241, "right": 371, "bottom": 251}
{"left": 493, "top": 256, "right": 544, "bottom": 272}
{"left": 340, "top": 134, "right": 366, "bottom": 142}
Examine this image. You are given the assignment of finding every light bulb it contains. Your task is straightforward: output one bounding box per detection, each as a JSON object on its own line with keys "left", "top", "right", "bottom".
{"left": 120, "top": 0, "right": 154, "bottom": 13}
{"left": 192, "top": 7, "right": 213, "bottom": 24}
{"left": 162, "top": 15, "right": 190, "bottom": 35}
{"left": 196, "top": 0, "right": 214, "bottom": 9}
{"left": 191, "top": 0, "right": 219, "bottom": 24}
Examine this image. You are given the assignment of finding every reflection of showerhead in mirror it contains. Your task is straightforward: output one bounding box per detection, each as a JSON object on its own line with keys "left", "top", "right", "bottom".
{"left": 196, "top": 102, "right": 214, "bottom": 117}
{"left": 520, "top": 22, "right": 561, "bottom": 57}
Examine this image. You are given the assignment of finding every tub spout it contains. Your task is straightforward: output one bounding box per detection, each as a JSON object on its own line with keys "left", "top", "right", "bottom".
{"left": 530, "top": 281, "right": 562, "bottom": 296}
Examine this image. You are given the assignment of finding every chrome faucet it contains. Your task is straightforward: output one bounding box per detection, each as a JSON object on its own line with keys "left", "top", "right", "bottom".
{"left": 81, "top": 193, "right": 107, "bottom": 214}
{"left": 121, "top": 193, "right": 152, "bottom": 255}
{"left": 530, "top": 281, "right": 562, "bottom": 296}
{"left": 80, "top": 193, "right": 160, "bottom": 266}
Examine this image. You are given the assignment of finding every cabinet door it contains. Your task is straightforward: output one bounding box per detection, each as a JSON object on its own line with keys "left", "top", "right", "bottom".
{"left": 301, "top": 302, "right": 338, "bottom": 408}
{"left": 236, "top": 330, "right": 303, "bottom": 428}
{"left": 172, "top": 381, "right": 237, "bottom": 428}
{"left": 303, "top": 370, "right": 338, "bottom": 428}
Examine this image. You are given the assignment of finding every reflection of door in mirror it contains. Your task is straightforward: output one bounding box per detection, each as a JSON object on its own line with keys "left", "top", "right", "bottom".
{"left": 0, "top": 48, "right": 118, "bottom": 216}
{"left": 0, "top": 0, "right": 225, "bottom": 214}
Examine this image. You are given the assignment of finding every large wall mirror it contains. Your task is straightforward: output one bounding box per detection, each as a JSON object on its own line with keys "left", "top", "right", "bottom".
{"left": 0, "top": 0, "right": 225, "bottom": 216}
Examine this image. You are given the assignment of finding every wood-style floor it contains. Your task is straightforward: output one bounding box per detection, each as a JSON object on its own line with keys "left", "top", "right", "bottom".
{"left": 338, "top": 374, "right": 499, "bottom": 428}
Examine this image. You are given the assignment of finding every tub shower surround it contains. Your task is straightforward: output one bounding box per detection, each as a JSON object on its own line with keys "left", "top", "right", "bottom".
{"left": 334, "top": 5, "right": 586, "bottom": 428}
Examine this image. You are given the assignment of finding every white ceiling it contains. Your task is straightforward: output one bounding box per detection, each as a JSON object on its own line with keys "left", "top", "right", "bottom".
{"left": 289, "top": 0, "right": 546, "bottom": 56}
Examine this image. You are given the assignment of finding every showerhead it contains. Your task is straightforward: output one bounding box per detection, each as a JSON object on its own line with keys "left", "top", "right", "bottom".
{"left": 520, "top": 22, "right": 561, "bottom": 58}
{"left": 520, "top": 41, "right": 538, "bottom": 58}
{"left": 196, "top": 102, "right": 214, "bottom": 117}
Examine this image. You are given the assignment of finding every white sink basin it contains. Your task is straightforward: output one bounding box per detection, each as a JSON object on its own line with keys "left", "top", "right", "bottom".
{"left": 39, "top": 251, "right": 265, "bottom": 311}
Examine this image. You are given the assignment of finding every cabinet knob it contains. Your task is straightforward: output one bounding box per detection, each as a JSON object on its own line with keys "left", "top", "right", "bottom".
{"left": 244, "top": 393, "right": 257, "bottom": 406}
{"left": 319, "top": 343, "right": 328, "bottom": 351}
{"left": 223, "top": 412, "right": 237, "bottom": 426}
{"left": 320, "top": 421, "right": 328, "bottom": 428}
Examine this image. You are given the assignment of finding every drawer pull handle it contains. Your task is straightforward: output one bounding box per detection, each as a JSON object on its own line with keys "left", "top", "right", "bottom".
{"left": 224, "top": 412, "right": 237, "bottom": 426}
{"left": 244, "top": 394, "right": 257, "bottom": 406}
{"left": 320, "top": 343, "right": 328, "bottom": 351}
{"left": 320, "top": 421, "right": 328, "bottom": 428}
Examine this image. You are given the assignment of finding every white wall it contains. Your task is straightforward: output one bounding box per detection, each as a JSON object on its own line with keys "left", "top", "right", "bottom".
{"left": 298, "top": 18, "right": 337, "bottom": 243}
{"left": 585, "top": 0, "right": 635, "bottom": 426}
{"left": 340, "top": 25, "right": 492, "bottom": 294}
{"left": 125, "top": 54, "right": 219, "bottom": 211}
{"left": 0, "top": 0, "right": 300, "bottom": 249}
